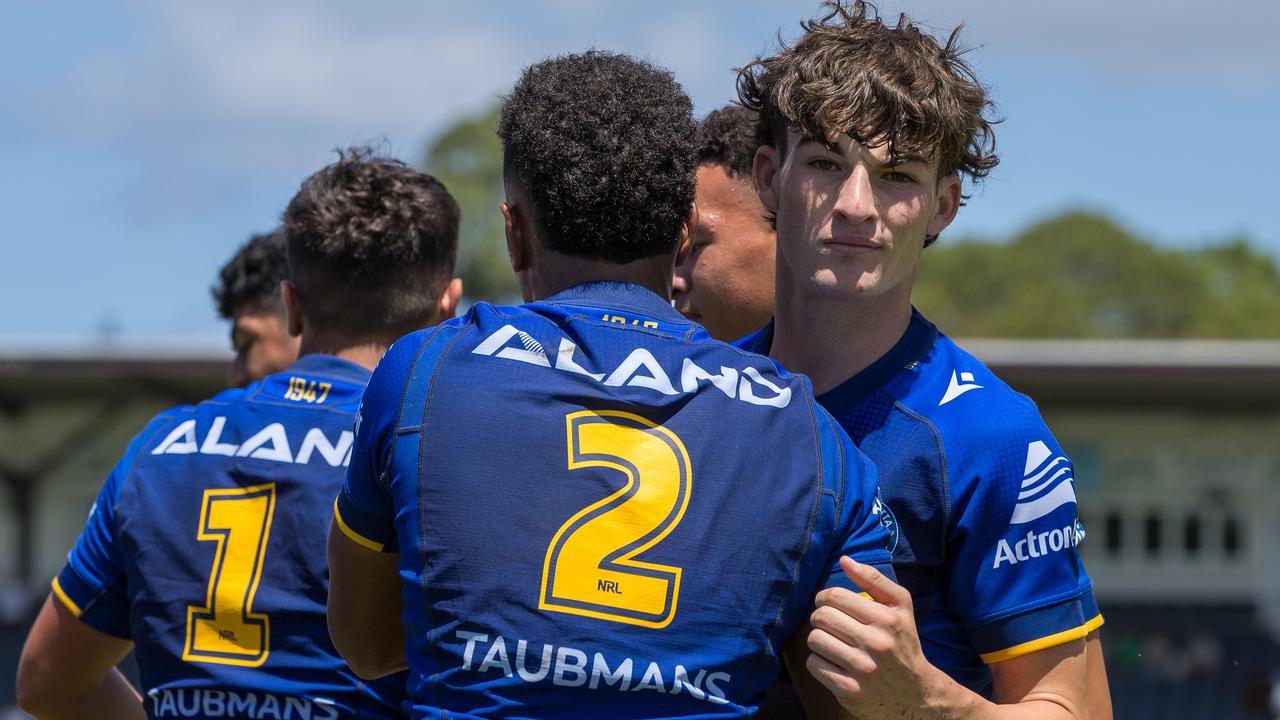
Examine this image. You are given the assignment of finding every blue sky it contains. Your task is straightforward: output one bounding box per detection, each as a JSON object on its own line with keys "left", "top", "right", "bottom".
{"left": 2, "top": 0, "right": 1277, "bottom": 345}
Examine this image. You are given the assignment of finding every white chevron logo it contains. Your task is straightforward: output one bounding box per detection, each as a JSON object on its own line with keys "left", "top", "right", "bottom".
{"left": 471, "top": 324, "right": 550, "bottom": 367}
{"left": 1010, "top": 441, "right": 1076, "bottom": 524}
{"left": 939, "top": 370, "right": 983, "bottom": 406}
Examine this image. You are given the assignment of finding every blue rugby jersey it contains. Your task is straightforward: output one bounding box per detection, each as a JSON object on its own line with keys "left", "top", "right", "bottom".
{"left": 740, "top": 310, "right": 1103, "bottom": 696}
{"left": 54, "top": 354, "right": 407, "bottom": 719}
{"left": 335, "top": 281, "right": 893, "bottom": 719}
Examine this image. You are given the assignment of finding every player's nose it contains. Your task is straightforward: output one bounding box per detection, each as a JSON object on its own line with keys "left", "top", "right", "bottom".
{"left": 671, "top": 268, "right": 689, "bottom": 297}
{"left": 833, "top": 166, "right": 877, "bottom": 225}
{"left": 227, "top": 358, "right": 249, "bottom": 388}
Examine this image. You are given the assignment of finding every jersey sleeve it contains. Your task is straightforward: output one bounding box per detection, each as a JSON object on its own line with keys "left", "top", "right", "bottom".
{"left": 945, "top": 409, "right": 1102, "bottom": 664}
{"left": 816, "top": 407, "right": 896, "bottom": 594}
{"left": 53, "top": 415, "right": 171, "bottom": 638}
{"left": 335, "top": 334, "right": 423, "bottom": 553}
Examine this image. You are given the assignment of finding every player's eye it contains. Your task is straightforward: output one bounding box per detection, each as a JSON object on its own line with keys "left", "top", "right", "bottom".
{"left": 808, "top": 158, "right": 840, "bottom": 171}
{"left": 883, "top": 170, "right": 917, "bottom": 184}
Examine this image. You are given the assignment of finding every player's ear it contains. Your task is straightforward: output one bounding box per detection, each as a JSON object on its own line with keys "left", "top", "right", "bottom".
{"left": 753, "top": 145, "right": 781, "bottom": 213}
{"left": 436, "top": 277, "right": 463, "bottom": 322}
{"left": 675, "top": 201, "right": 697, "bottom": 268}
{"left": 926, "top": 173, "right": 963, "bottom": 238}
{"left": 501, "top": 201, "right": 531, "bottom": 274}
{"left": 281, "top": 280, "right": 304, "bottom": 338}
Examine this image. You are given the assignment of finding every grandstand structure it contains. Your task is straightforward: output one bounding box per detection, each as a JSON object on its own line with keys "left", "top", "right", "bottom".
{"left": 2, "top": 339, "right": 1279, "bottom": 718}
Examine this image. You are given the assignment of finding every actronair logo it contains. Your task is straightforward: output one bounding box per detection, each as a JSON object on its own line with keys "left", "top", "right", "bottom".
{"left": 992, "top": 521, "right": 1084, "bottom": 569}
{"left": 990, "top": 441, "right": 1081, "bottom": 569}
{"left": 1010, "top": 441, "right": 1076, "bottom": 525}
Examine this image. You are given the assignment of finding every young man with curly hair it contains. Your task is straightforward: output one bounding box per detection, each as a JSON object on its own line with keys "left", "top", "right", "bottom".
{"left": 326, "top": 51, "right": 893, "bottom": 719}
{"left": 212, "top": 229, "right": 300, "bottom": 387}
{"left": 673, "top": 105, "right": 777, "bottom": 341}
{"left": 735, "top": 3, "right": 1111, "bottom": 719}
{"left": 18, "top": 149, "right": 462, "bottom": 719}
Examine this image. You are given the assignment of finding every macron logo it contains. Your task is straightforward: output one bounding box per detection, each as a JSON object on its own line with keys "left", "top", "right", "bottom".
{"left": 939, "top": 370, "right": 982, "bottom": 406}
{"left": 1010, "top": 441, "right": 1076, "bottom": 525}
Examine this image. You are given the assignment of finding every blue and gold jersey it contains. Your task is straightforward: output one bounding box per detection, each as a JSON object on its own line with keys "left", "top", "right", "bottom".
{"left": 336, "top": 282, "right": 892, "bottom": 719}
{"left": 740, "top": 310, "right": 1102, "bottom": 697}
{"left": 54, "top": 354, "right": 407, "bottom": 719}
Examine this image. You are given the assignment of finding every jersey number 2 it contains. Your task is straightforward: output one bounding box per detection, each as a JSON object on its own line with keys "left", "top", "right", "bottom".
{"left": 539, "top": 411, "right": 691, "bottom": 628}
{"left": 183, "top": 483, "right": 276, "bottom": 666}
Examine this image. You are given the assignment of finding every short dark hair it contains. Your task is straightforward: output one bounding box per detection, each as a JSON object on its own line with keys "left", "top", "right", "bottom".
{"left": 213, "top": 229, "right": 288, "bottom": 320}
{"left": 283, "top": 147, "right": 460, "bottom": 340}
{"left": 498, "top": 50, "right": 698, "bottom": 264}
{"left": 697, "top": 104, "right": 760, "bottom": 180}
{"left": 737, "top": 1, "right": 998, "bottom": 184}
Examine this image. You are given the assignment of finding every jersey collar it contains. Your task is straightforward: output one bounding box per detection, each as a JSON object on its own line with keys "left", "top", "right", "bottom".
{"left": 284, "top": 353, "right": 373, "bottom": 385}
{"left": 541, "top": 281, "right": 688, "bottom": 325}
{"left": 745, "top": 309, "right": 938, "bottom": 413}
{"left": 816, "top": 309, "right": 938, "bottom": 414}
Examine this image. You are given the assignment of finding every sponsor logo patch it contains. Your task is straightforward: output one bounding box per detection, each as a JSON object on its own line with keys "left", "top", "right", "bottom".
{"left": 872, "top": 496, "right": 900, "bottom": 553}
{"left": 1011, "top": 441, "right": 1075, "bottom": 525}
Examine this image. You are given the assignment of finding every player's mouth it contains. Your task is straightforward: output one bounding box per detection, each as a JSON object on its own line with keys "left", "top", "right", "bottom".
{"left": 672, "top": 299, "right": 697, "bottom": 317}
{"left": 820, "top": 236, "right": 881, "bottom": 255}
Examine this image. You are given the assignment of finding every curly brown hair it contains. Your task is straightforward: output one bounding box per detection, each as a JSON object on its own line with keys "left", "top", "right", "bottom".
{"left": 737, "top": 1, "right": 998, "bottom": 185}
{"left": 283, "top": 147, "right": 459, "bottom": 340}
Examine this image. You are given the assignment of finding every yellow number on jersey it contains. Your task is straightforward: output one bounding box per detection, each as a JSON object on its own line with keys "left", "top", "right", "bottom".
{"left": 539, "top": 411, "right": 691, "bottom": 628}
{"left": 183, "top": 484, "right": 276, "bottom": 666}
{"left": 284, "top": 377, "right": 331, "bottom": 404}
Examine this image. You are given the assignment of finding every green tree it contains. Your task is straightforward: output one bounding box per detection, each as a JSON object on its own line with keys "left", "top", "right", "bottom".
{"left": 1187, "top": 239, "right": 1280, "bottom": 337}
{"left": 915, "top": 211, "right": 1280, "bottom": 338}
{"left": 422, "top": 104, "right": 518, "bottom": 303}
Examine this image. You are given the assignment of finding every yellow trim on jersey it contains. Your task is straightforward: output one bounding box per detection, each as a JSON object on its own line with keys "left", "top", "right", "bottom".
{"left": 980, "top": 612, "right": 1105, "bottom": 664}
{"left": 333, "top": 498, "right": 385, "bottom": 552}
{"left": 51, "top": 577, "right": 83, "bottom": 617}
{"left": 1084, "top": 612, "right": 1106, "bottom": 634}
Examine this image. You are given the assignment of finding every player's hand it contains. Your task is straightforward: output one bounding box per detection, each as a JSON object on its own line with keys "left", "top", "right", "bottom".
{"left": 806, "top": 556, "right": 947, "bottom": 719}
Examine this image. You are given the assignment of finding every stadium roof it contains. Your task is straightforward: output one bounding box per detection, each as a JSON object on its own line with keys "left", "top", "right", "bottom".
{"left": 962, "top": 339, "right": 1280, "bottom": 409}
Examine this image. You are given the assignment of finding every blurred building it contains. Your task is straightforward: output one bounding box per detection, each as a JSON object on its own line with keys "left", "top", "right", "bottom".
{"left": 2, "top": 339, "right": 1279, "bottom": 718}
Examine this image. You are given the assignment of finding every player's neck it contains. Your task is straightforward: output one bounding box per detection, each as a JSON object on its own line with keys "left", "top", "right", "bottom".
{"left": 297, "top": 334, "right": 389, "bottom": 372}
{"left": 527, "top": 253, "right": 673, "bottom": 303}
{"left": 770, "top": 271, "right": 914, "bottom": 396}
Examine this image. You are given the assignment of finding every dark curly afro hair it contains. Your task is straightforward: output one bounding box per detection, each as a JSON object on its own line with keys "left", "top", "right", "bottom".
{"left": 283, "top": 147, "right": 460, "bottom": 340}
{"left": 697, "top": 104, "right": 760, "bottom": 180}
{"left": 498, "top": 50, "right": 698, "bottom": 264}
{"left": 212, "top": 229, "right": 288, "bottom": 320}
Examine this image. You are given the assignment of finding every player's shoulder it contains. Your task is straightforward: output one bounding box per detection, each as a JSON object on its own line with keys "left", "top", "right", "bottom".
{"left": 369, "top": 304, "right": 533, "bottom": 393}
{"left": 891, "top": 330, "right": 1050, "bottom": 448}
{"left": 114, "top": 403, "right": 198, "bottom": 460}
{"left": 883, "top": 328, "right": 1068, "bottom": 500}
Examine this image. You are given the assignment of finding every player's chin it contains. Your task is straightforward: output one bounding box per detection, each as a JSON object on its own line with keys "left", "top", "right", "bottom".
{"left": 809, "top": 266, "right": 885, "bottom": 301}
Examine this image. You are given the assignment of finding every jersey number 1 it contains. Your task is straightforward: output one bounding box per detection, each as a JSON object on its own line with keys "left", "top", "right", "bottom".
{"left": 183, "top": 483, "right": 276, "bottom": 666}
{"left": 539, "top": 411, "right": 691, "bottom": 628}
